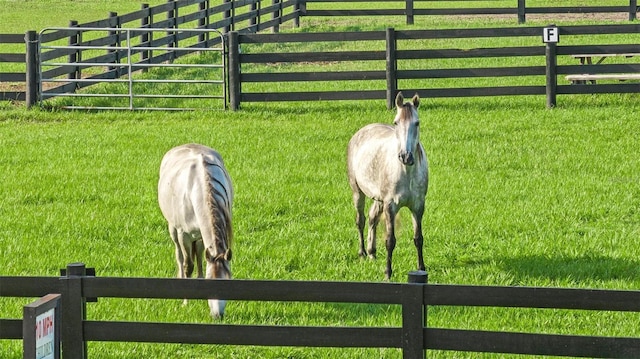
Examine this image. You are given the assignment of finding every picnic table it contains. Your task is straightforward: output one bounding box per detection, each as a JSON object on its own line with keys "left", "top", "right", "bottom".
{"left": 567, "top": 53, "right": 640, "bottom": 84}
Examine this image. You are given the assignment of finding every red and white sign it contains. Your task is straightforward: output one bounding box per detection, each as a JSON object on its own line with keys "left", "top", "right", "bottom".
{"left": 35, "top": 308, "right": 55, "bottom": 359}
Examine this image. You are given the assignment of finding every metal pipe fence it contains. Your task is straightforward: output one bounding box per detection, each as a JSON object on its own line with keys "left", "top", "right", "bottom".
{"left": 39, "top": 27, "right": 226, "bottom": 111}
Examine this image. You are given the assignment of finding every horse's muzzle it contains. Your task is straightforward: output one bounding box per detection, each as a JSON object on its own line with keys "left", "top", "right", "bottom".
{"left": 399, "top": 152, "right": 415, "bottom": 166}
{"left": 209, "top": 299, "right": 227, "bottom": 319}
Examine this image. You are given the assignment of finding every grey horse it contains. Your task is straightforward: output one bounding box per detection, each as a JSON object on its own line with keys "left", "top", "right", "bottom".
{"left": 347, "top": 92, "right": 429, "bottom": 280}
{"left": 158, "top": 144, "right": 233, "bottom": 318}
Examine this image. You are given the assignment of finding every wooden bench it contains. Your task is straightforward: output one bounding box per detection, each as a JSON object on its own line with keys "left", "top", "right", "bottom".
{"left": 568, "top": 53, "right": 640, "bottom": 84}
{"left": 573, "top": 53, "right": 639, "bottom": 65}
{"left": 566, "top": 73, "right": 640, "bottom": 84}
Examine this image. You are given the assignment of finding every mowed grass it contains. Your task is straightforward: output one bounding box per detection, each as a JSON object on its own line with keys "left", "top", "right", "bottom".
{"left": 2, "top": 0, "right": 640, "bottom": 357}
{"left": 2, "top": 94, "right": 640, "bottom": 358}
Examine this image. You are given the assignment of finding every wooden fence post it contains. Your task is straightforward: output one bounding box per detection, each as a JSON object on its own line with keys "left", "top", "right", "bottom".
{"left": 630, "top": 0, "right": 638, "bottom": 21}
{"left": 293, "top": 0, "right": 301, "bottom": 28}
{"left": 517, "top": 0, "right": 526, "bottom": 24}
{"left": 386, "top": 27, "right": 398, "bottom": 110}
{"left": 60, "top": 263, "right": 87, "bottom": 359}
{"left": 250, "top": 0, "right": 259, "bottom": 32}
{"left": 167, "top": 0, "right": 178, "bottom": 62}
{"left": 273, "top": 0, "right": 282, "bottom": 33}
{"left": 297, "top": 0, "right": 307, "bottom": 28}
{"left": 223, "top": 0, "right": 232, "bottom": 34}
{"left": 198, "top": 0, "right": 210, "bottom": 52}
{"left": 544, "top": 25, "right": 558, "bottom": 109}
{"left": 228, "top": 31, "right": 241, "bottom": 110}
{"left": 141, "top": 4, "right": 151, "bottom": 73}
{"left": 68, "top": 20, "right": 80, "bottom": 86}
{"left": 403, "top": 270, "right": 427, "bottom": 359}
{"left": 406, "top": 0, "right": 414, "bottom": 25}
{"left": 108, "top": 12, "right": 121, "bottom": 78}
{"left": 25, "top": 31, "right": 38, "bottom": 108}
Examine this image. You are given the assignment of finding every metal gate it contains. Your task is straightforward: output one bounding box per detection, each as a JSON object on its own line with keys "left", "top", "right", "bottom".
{"left": 39, "top": 27, "right": 226, "bottom": 111}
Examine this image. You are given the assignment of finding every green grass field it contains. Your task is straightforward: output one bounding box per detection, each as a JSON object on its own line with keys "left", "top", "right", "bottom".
{"left": 2, "top": 0, "right": 640, "bottom": 358}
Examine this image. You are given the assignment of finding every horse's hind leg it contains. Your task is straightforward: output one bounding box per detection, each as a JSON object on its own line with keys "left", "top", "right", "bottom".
{"left": 169, "top": 225, "right": 185, "bottom": 279}
{"left": 352, "top": 189, "right": 367, "bottom": 258}
{"left": 181, "top": 237, "right": 195, "bottom": 279}
{"left": 410, "top": 204, "right": 426, "bottom": 271}
{"left": 383, "top": 202, "right": 398, "bottom": 281}
{"left": 194, "top": 240, "right": 204, "bottom": 278}
{"left": 177, "top": 230, "right": 194, "bottom": 306}
{"left": 367, "top": 200, "right": 383, "bottom": 259}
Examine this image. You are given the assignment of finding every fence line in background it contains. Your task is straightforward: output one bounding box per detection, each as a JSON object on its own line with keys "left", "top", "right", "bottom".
{"left": 0, "top": 33, "right": 30, "bottom": 102}
{"left": 227, "top": 24, "right": 640, "bottom": 110}
{"left": 299, "top": 0, "right": 639, "bottom": 25}
{"left": 2, "top": 263, "right": 640, "bottom": 358}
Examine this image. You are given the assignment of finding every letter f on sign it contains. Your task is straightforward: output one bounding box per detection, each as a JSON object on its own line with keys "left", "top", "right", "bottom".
{"left": 543, "top": 27, "right": 559, "bottom": 43}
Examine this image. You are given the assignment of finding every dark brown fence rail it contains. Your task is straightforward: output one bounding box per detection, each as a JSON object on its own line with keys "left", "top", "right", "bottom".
{"left": 2, "top": 263, "right": 640, "bottom": 358}
{"left": 0, "top": 33, "right": 31, "bottom": 102}
{"left": 228, "top": 23, "right": 640, "bottom": 109}
{"left": 300, "top": 0, "right": 639, "bottom": 25}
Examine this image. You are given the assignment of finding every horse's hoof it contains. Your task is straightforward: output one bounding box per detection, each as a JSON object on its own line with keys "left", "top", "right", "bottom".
{"left": 384, "top": 270, "right": 392, "bottom": 281}
{"left": 368, "top": 253, "right": 376, "bottom": 260}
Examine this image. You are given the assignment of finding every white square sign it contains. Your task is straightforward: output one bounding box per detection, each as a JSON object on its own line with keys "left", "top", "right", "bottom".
{"left": 543, "top": 27, "right": 559, "bottom": 43}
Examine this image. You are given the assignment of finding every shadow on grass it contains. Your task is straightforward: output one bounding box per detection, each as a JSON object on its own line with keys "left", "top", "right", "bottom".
{"left": 501, "top": 254, "right": 640, "bottom": 283}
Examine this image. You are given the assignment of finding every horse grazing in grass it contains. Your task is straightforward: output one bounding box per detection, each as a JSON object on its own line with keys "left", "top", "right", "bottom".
{"left": 347, "top": 92, "right": 428, "bottom": 280}
{"left": 158, "top": 144, "right": 233, "bottom": 319}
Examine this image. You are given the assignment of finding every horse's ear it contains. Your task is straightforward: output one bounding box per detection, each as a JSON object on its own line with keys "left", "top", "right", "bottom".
{"left": 412, "top": 93, "right": 420, "bottom": 109}
{"left": 395, "top": 92, "right": 404, "bottom": 108}
{"left": 224, "top": 249, "right": 232, "bottom": 261}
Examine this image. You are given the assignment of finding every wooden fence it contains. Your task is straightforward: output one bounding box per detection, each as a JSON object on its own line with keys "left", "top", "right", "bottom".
{"left": 299, "top": 0, "right": 639, "bottom": 25}
{"left": 0, "top": 0, "right": 300, "bottom": 105}
{"left": 0, "top": 33, "right": 31, "bottom": 102}
{"left": 2, "top": 263, "right": 640, "bottom": 358}
{"left": 228, "top": 23, "right": 640, "bottom": 109}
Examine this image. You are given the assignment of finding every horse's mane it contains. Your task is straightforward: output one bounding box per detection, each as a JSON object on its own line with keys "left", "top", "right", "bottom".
{"left": 202, "top": 159, "right": 233, "bottom": 254}
{"left": 399, "top": 101, "right": 417, "bottom": 120}
{"left": 415, "top": 142, "right": 426, "bottom": 164}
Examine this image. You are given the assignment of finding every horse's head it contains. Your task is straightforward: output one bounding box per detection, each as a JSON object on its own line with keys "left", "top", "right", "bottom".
{"left": 205, "top": 247, "right": 232, "bottom": 319}
{"left": 393, "top": 92, "right": 421, "bottom": 166}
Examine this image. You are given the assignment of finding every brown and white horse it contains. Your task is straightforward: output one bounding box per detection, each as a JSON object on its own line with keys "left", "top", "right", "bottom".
{"left": 158, "top": 144, "right": 233, "bottom": 318}
{"left": 347, "top": 92, "right": 429, "bottom": 280}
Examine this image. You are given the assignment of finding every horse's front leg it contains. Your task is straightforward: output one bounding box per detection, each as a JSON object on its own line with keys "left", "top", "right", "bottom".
{"left": 383, "top": 202, "right": 398, "bottom": 281}
{"left": 411, "top": 204, "right": 426, "bottom": 271}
